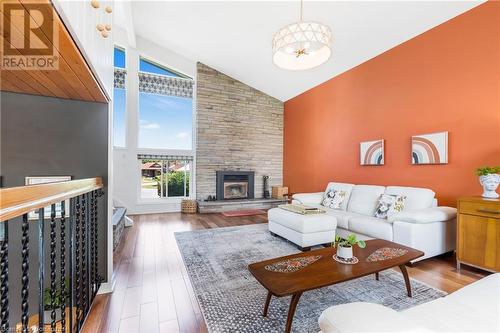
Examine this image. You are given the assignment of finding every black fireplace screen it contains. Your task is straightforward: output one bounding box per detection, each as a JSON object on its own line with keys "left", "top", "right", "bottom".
{"left": 216, "top": 171, "right": 254, "bottom": 200}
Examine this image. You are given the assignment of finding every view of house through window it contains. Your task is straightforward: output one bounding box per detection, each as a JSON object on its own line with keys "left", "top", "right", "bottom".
{"left": 140, "top": 159, "right": 191, "bottom": 199}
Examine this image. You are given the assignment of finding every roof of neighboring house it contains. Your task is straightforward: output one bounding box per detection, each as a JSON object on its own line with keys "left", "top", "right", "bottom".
{"left": 141, "top": 162, "right": 162, "bottom": 170}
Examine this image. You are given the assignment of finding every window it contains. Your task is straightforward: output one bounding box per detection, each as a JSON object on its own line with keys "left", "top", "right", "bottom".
{"left": 114, "top": 47, "right": 126, "bottom": 69}
{"left": 137, "top": 57, "right": 193, "bottom": 150}
{"left": 138, "top": 94, "right": 192, "bottom": 150}
{"left": 113, "top": 47, "right": 127, "bottom": 147}
{"left": 139, "top": 158, "right": 191, "bottom": 199}
{"left": 139, "top": 58, "right": 186, "bottom": 77}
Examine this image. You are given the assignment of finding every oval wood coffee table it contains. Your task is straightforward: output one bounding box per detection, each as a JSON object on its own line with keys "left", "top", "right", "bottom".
{"left": 248, "top": 239, "right": 424, "bottom": 333}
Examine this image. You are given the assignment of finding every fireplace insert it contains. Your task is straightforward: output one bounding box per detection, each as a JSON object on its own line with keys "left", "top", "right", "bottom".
{"left": 216, "top": 171, "right": 254, "bottom": 200}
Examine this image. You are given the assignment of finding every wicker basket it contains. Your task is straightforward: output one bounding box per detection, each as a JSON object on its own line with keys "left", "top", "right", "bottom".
{"left": 181, "top": 199, "right": 197, "bottom": 214}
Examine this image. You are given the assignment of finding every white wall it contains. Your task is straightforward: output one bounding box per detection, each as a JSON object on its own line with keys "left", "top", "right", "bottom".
{"left": 112, "top": 27, "right": 197, "bottom": 214}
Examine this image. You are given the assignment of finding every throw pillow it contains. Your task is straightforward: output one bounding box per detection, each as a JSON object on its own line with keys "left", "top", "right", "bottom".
{"left": 322, "top": 189, "right": 347, "bottom": 210}
{"left": 374, "top": 194, "right": 407, "bottom": 219}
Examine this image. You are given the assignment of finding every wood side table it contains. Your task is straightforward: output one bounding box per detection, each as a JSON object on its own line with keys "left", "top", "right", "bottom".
{"left": 457, "top": 196, "right": 500, "bottom": 272}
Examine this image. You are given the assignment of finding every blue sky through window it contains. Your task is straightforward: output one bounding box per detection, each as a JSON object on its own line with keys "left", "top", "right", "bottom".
{"left": 114, "top": 47, "right": 125, "bottom": 68}
{"left": 140, "top": 58, "right": 181, "bottom": 77}
{"left": 113, "top": 88, "right": 126, "bottom": 147}
{"left": 138, "top": 93, "right": 192, "bottom": 150}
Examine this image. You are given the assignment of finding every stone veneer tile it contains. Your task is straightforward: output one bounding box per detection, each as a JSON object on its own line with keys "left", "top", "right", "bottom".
{"left": 196, "top": 63, "right": 284, "bottom": 200}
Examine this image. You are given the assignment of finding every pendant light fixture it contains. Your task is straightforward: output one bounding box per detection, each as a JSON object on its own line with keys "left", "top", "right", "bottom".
{"left": 272, "top": 0, "right": 332, "bottom": 70}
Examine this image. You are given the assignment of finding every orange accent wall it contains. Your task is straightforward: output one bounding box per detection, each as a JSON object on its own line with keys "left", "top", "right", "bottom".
{"left": 283, "top": 2, "right": 500, "bottom": 206}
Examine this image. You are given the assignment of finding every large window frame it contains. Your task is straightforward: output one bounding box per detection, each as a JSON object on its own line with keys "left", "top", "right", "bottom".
{"left": 135, "top": 54, "right": 196, "bottom": 202}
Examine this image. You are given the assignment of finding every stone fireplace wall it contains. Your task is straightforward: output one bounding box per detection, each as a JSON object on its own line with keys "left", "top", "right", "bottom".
{"left": 196, "top": 63, "right": 284, "bottom": 200}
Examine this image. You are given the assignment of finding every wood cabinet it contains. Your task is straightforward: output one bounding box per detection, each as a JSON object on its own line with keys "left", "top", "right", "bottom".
{"left": 457, "top": 197, "right": 500, "bottom": 272}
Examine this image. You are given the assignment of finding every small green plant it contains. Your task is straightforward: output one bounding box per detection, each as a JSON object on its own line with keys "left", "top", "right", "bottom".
{"left": 476, "top": 166, "right": 500, "bottom": 177}
{"left": 43, "top": 279, "right": 69, "bottom": 310}
{"left": 333, "top": 234, "right": 366, "bottom": 249}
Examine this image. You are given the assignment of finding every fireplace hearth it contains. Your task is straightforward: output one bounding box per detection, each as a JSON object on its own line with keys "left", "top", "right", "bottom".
{"left": 216, "top": 171, "right": 254, "bottom": 200}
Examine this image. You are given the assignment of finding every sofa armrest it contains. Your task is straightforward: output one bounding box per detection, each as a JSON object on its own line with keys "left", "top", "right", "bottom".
{"left": 388, "top": 207, "right": 457, "bottom": 224}
{"left": 319, "top": 302, "right": 429, "bottom": 333}
{"left": 292, "top": 192, "right": 324, "bottom": 205}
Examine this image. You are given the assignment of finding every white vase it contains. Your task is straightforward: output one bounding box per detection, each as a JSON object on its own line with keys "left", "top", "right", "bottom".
{"left": 337, "top": 245, "right": 353, "bottom": 260}
{"left": 479, "top": 174, "right": 500, "bottom": 199}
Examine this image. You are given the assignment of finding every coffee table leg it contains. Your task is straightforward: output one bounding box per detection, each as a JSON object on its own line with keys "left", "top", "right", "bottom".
{"left": 375, "top": 272, "right": 379, "bottom": 281}
{"left": 399, "top": 264, "right": 412, "bottom": 297}
{"left": 263, "top": 291, "right": 272, "bottom": 317}
{"left": 285, "top": 292, "right": 303, "bottom": 333}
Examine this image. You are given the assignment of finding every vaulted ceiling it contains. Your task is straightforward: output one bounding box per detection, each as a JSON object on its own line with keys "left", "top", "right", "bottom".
{"left": 115, "top": 1, "right": 484, "bottom": 101}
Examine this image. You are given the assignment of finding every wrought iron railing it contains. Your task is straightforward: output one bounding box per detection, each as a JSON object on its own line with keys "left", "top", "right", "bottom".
{"left": 0, "top": 178, "right": 104, "bottom": 332}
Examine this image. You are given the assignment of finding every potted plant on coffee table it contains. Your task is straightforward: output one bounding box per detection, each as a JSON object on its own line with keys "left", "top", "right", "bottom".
{"left": 333, "top": 234, "right": 366, "bottom": 263}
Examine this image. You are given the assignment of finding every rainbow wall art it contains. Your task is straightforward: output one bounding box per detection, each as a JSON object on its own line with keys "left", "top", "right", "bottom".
{"left": 360, "top": 139, "right": 384, "bottom": 166}
{"left": 412, "top": 131, "right": 448, "bottom": 164}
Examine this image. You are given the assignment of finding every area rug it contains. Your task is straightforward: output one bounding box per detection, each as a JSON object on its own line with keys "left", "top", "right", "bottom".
{"left": 175, "top": 224, "right": 446, "bottom": 333}
{"left": 222, "top": 209, "right": 267, "bottom": 217}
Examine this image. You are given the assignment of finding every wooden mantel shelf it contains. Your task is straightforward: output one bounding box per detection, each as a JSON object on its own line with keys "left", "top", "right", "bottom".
{"left": 0, "top": 0, "right": 107, "bottom": 102}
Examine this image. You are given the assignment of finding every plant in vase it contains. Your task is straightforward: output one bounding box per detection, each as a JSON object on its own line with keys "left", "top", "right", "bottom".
{"left": 333, "top": 234, "right": 366, "bottom": 261}
{"left": 476, "top": 166, "right": 500, "bottom": 199}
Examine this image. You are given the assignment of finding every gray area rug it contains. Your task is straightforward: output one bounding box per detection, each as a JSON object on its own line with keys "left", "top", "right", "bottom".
{"left": 175, "top": 224, "right": 446, "bottom": 333}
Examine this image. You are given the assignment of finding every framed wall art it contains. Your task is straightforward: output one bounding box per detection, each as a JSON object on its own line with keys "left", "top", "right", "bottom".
{"left": 412, "top": 132, "right": 448, "bottom": 165}
{"left": 360, "top": 139, "right": 384, "bottom": 166}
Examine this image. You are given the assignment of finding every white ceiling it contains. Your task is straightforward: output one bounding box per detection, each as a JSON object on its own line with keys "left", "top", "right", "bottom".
{"left": 115, "top": 1, "right": 484, "bottom": 101}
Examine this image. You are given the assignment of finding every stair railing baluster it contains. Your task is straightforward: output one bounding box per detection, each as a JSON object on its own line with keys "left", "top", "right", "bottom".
{"left": 74, "top": 197, "right": 81, "bottom": 330}
{"left": 38, "top": 208, "right": 45, "bottom": 333}
{"left": 0, "top": 221, "right": 9, "bottom": 333}
{"left": 85, "top": 193, "right": 91, "bottom": 311}
{"left": 81, "top": 194, "right": 88, "bottom": 316}
{"left": 50, "top": 204, "right": 57, "bottom": 333}
{"left": 60, "top": 201, "right": 67, "bottom": 333}
{"left": 21, "top": 214, "right": 29, "bottom": 333}
{"left": 68, "top": 198, "right": 75, "bottom": 333}
{"left": 92, "top": 191, "right": 98, "bottom": 295}
{"left": 89, "top": 192, "right": 95, "bottom": 297}
{"left": 96, "top": 189, "right": 104, "bottom": 287}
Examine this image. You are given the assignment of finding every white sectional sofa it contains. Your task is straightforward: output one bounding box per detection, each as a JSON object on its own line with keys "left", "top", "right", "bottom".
{"left": 268, "top": 182, "right": 456, "bottom": 261}
{"left": 318, "top": 273, "right": 500, "bottom": 333}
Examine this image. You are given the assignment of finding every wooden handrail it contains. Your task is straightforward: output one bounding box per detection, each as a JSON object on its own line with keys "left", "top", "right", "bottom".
{"left": 0, "top": 177, "right": 103, "bottom": 222}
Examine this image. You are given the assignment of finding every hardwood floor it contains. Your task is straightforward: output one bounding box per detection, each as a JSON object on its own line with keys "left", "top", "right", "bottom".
{"left": 83, "top": 212, "right": 487, "bottom": 333}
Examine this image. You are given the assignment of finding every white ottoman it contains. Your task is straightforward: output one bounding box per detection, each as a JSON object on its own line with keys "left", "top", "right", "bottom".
{"left": 268, "top": 207, "right": 337, "bottom": 251}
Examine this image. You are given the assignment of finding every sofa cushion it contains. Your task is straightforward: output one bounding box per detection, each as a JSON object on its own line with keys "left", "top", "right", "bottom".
{"left": 347, "top": 185, "right": 386, "bottom": 216}
{"left": 319, "top": 302, "right": 427, "bottom": 333}
{"left": 348, "top": 216, "right": 393, "bottom": 241}
{"left": 323, "top": 209, "right": 364, "bottom": 229}
{"left": 323, "top": 182, "right": 355, "bottom": 211}
{"left": 292, "top": 192, "right": 324, "bottom": 205}
{"left": 388, "top": 207, "right": 457, "bottom": 223}
{"left": 385, "top": 186, "right": 435, "bottom": 210}
{"left": 402, "top": 273, "right": 500, "bottom": 332}
{"left": 268, "top": 207, "right": 337, "bottom": 234}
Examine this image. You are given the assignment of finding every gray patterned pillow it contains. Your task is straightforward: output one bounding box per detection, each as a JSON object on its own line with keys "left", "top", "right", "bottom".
{"left": 374, "top": 194, "right": 407, "bottom": 219}
{"left": 322, "top": 189, "right": 347, "bottom": 210}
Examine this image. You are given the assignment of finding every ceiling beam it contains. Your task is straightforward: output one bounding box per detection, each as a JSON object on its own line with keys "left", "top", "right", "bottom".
{"left": 122, "top": 0, "right": 136, "bottom": 48}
